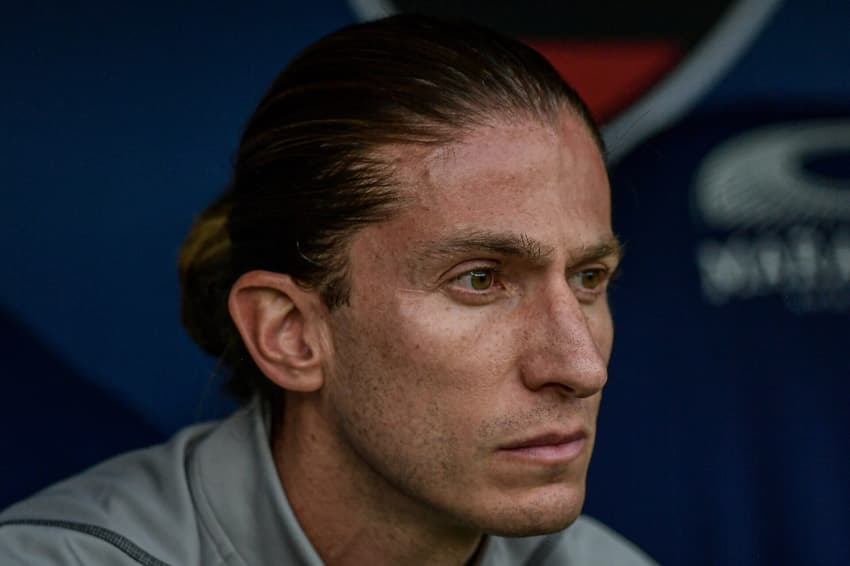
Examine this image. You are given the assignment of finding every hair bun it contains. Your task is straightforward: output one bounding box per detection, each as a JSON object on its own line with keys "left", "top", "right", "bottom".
{"left": 178, "top": 194, "right": 238, "bottom": 360}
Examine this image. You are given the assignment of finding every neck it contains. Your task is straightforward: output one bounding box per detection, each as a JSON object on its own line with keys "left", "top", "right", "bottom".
{"left": 271, "top": 397, "right": 484, "bottom": 566}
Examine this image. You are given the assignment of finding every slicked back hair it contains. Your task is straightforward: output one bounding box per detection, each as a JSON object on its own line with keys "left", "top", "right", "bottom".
{"left": 178, "top": 15, "right": 604, "bottom": 402}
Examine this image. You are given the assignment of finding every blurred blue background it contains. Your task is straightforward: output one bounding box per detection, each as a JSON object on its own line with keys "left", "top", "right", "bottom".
{"left": 2, "top": 1, "right": 848, "bottom": 564}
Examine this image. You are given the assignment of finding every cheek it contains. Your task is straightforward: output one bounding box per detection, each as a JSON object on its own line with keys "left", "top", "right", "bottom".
{"left": 331, "top": 294, "right": 517, "bottom": 435}
{"left": 324, "top": 296, "right": 519, "bottom": 498}
{"left": 393, "top": 295, "right": 518, "bottom": 393}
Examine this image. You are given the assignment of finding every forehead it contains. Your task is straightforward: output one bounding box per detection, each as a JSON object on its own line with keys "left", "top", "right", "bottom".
{"left": 368, "top": 112, "right": 612, "bottom": 260}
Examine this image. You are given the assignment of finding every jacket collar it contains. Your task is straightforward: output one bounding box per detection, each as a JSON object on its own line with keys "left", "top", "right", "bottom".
{"left": 190, "top": 400, "right": 325, "bottom": 565}
{"left": 189, "top": 400, "right": 549, "bottom": 566}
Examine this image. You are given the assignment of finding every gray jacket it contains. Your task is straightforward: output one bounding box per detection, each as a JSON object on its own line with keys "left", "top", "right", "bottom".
{"left": 0, "top": 402, "right": 657, "bottom": 565}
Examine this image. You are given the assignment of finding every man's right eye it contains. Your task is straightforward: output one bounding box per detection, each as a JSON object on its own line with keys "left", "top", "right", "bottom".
{"left": 457, "top": 269, "right": 495, "bottom": 291}
{"left": 442, "top": 265, "right": 510, "bottom": 305}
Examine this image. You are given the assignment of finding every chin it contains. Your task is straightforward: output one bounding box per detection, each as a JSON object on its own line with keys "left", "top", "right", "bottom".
{"left": 470, "top": 484, "right": 587, "bottom": 537}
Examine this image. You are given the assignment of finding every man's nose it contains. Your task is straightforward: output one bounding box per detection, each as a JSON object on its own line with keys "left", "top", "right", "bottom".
{"left": 518, "top": 281, "right": 609, "bottom": 398}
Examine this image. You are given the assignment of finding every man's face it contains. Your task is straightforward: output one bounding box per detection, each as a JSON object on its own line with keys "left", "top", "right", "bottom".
{"left": 322, "top": 111, "right": 619, "bottom": 536}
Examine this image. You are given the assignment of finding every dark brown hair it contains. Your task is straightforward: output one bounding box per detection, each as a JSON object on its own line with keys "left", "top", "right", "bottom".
{"left": 178, "top": 15, "right": 604, "bottom": 401}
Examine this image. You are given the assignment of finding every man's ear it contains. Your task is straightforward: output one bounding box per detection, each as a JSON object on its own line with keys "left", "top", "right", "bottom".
{"left": 228, "top": 270, "right": 329, "bottom": 393}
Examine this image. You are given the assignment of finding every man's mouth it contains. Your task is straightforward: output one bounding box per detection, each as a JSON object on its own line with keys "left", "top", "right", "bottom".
{"left": 498, "top": 430, "right": 588, "bottom": 463}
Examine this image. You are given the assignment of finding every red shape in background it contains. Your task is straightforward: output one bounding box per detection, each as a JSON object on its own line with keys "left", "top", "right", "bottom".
{"left": 523, "top": 39, "right": 682, "bottom": 124}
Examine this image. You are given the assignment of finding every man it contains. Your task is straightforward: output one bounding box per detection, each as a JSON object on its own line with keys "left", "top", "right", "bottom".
{"left": 1, "top": 15, "right": 656, "bottom": 565}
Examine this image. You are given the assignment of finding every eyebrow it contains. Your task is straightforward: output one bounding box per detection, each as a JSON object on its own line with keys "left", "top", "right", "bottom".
{"left": 409, "top": 230, "right": 623, "bottom": 273}
{"left": 573, "top": 237, "right": 625, "bottom": 267}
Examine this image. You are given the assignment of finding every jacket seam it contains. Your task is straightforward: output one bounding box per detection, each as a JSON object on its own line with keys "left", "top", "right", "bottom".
{"left": 0, "top": 519, "right": 174, "bottom": 566}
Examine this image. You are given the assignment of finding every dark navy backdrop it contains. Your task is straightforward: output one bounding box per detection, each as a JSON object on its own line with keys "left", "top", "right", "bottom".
{"left": 2, "top": 1, "right": 848, "bottom": 565}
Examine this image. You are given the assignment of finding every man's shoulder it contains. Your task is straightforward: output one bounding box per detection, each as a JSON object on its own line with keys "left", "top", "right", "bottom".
{"left": 0, "top": 420, "right": 219, "bottom": 566}
{"left": 488, "top": 515, "right": 658, "bottom": 566}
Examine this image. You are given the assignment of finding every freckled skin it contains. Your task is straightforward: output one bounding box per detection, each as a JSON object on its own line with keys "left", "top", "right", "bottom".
{"left": 280, "top": 111, "right": 617, "bottom": 564}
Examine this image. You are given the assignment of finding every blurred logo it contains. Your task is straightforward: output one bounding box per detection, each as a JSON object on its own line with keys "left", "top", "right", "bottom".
{"left": 692, "top": 120, "right": 850, "bottom": 312}
{"left": 349, "top": 0, "right": 780, "bottom": 162}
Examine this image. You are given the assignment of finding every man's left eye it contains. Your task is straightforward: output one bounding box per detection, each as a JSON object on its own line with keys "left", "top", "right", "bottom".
{"left": 577, "top": 269, "right": 606, "bottom": 290}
